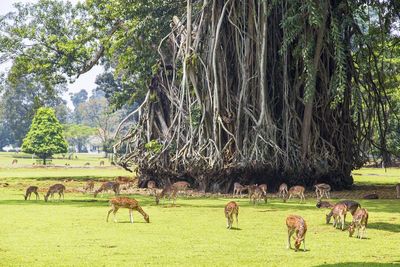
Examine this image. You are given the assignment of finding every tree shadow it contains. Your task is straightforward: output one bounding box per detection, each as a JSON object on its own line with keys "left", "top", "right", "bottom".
{"left": 368, "top": 222, "right": 400, "bottom": 233}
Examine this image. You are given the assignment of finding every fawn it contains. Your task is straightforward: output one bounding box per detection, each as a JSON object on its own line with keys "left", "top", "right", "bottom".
{"left": 288, "top": 186, "right": 306, "bottom": 203}
{"left": 84, "top": 180, "right": 95, "bottom": 193}
{"left": 278, "top": 183, "right": 288, "bottom": 198}
{"left": 156, "top": 186, "right": 178, "bottom": 205}
{"left": 107, "top": 197, "right": 150, "bottom": 224}
{"left": 224, "top": 201, "right": 239, "bottom": 229}
{"left": 286, "top": 215, "right": 307, "bottom": 252}
{"left": 24, "top": 186, "right": 39, "bottom": 200}
{"left": 348, "top": 208, "right": 369, "bottom": 239}
{"left": 44, "top": 184, "right": 66, "bottom": 202}
{"left": 336, "top": 200, "right": 360, "bottom": 216}
{"left": 396, "top": 183, "right": 400, "bottom": 199}
{"left": 233, "top": 182, "right": 247, "bottom": 196}
{"left": 100, "top": 160, "right": 105, "bottom": 166}
{"left": 326, "top": 203, "right": 347, "bottom": 230}
{"left": 94, "top": 182, "right": 120, "bottom": 197}
{"left": 314, "top": 183, "right": 331, "bottom": 199}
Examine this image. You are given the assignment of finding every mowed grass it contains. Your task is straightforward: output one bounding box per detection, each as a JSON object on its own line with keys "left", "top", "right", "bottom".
{"left": 352, "top": 168, "right": 400, "bottom": 186}
{"left": 0, "top": 187, "right": 399, "bottom": 266}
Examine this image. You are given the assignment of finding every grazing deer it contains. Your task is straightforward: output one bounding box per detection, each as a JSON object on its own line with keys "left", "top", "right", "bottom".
{"left": 250, "top": 187, "right": 265, "bottom": 204}
{"left": 84, "top": 162, "right": 90, "bottom": 166}
{"left": 24, "top": 186, "right": 39, "bottom": 200}
{"left": 278, "top": 183, "right": 288, "bottom": 198}
{"left": 316, "top": 200, "right": 334, "bottom": 209}
{"left": 100, "top": 160, "right": 105, "bottom": 166}
{"left": 247, "top": 184, "right": 258, "bottom": 202}
{"left": 314, "top": 183, "right": 331, "bottom": 199}
{"left": 348, "top": 208, "right": 368, "bottom": 239}
{"left": 233, "top": 182, "right": 247, "bottom": 196}
{"left": 336, "top": 200, "right": 360, "bottom": 216}
{"left": 155, "top": 186, "right": 178, "bottom": 205}
{"left": 224, "top": 201, "right": 239, "bottom": 229}
{"left": 94, "top": 182, "right": 120, "bottom": 197}
{"left": 12, "top": 159, "right": 18, "bottom": 165}
{"left": 288, "top": 186, "right": 306, "bottom": 203}
{"left": 286, "top": 215, "right": 307, "bottom": 252}
{"left": 326, "top": 203, "right": 347, "bottom": 230}
{"left": 44, "top": 184, "right": 66, "bottom": 202}
{"left": 259, "top": 184, "right": 268, "bottom": 203}
{"left": 397, "top": 183, "right": 400, "bottom": 199}
{"left": 173, "top": 181, "right": 190, "bottom": 190}
{"left": 84, "top": 180, "right": 95, "bottom": 193}
{"left": 107, "top": 197, "right": 150, "bottom": 224}
{"left": 115, "top": 176, "right": 135, "bottom": 189}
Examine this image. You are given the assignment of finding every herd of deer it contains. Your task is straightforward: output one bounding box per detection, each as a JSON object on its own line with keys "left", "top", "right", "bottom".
{"left": 21, "top": 180, "right": 400, "bottom": 252}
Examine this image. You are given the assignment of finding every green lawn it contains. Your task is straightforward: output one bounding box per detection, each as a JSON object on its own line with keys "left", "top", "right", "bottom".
{"left": 0, "top": 187, "right": 399, "bottom": 266}
{"left": 352, "top": 168, "right": 400, "bottom": 185}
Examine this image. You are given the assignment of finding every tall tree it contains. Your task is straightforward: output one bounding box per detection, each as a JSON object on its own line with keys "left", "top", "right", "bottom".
{"left": 21, "top": 107, "right": 68, "bottom": 164}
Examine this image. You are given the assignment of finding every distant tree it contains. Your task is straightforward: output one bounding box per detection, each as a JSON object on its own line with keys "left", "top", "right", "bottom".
{"left": 22, "top": 107, "right": 68, "bottom": 164}
{"left": 70, "top": 89, "right": 88, "bottom": 109}
{"left": 63, "top": 124, "right": 96, "bottom": 152}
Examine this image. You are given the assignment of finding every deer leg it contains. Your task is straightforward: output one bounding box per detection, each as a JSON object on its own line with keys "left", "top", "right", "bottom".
{"left": 35, "top": 192, "right": 39, "bottom": 200}
{"left": 235, "top": 212, "right": 239, "bottom": 229}
{"left": 107, "top": 208, "right": 114, "bottom": 222}
{"left": 303, "top": 239, "right": 306, "bottom": 251}
{"left": 287, "top": 230, "right": 293, "bottom": 249}
{"left": 129, "top": 209, "right": 134, "bottom": 223}
{"left": 113, "top": 207, "right": 119, "bottom": 223}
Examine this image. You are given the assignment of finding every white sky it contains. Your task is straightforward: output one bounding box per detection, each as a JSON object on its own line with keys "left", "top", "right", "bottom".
{"left": 0, "top": 0, "right": 102, "bottom": 109}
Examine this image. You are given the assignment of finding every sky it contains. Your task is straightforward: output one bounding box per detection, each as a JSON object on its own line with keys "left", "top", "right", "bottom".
{"left": 0, "top": 0, "right": 102, "bottom": 109}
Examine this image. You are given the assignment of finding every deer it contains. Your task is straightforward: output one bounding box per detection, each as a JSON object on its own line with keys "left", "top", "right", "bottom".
{"left": 233, "top": 182, "right": 247, "bottom": 196}
{"left": 336, "top": 200, "right": 360, "bottom": 216}
{"left": 83, "top": 180, "right": 95, "bottom": 193}
{"left": 288, "top": 186, "right": 306, "bottom": 203}
{"left": 155, "top": 186, "right": 178, "bottom": 205}
{"left": 250, "top": 187, "right": 265, "bottom": 204}
{"left": 278, "top": 183, "right": 288, "bottom": 198}
{"left": 100, "top": 160, "right": 105, "bottom": 166}
{"left": 115, "top": 176, "right": 135, "bottom": 190}
{"left": 107, "top": 197, "right": 150, "bottom": 224}
{"left": 314, "top": 183, "right": 331, "bottom": 199}
{"left": 12, "top": 159, "right": 18, "bottom": 165}
{"left": 224, "top": 201, "right": 239, "bottom": 229}
{"left": 363, "top": 192, "right": 379, "bottom": 199}
{"left": 286, "top": 215, "right": 307, "bottom": 252}
{"left": 348, "top": 208, "right": 369, "bottom": 239}
{"left": 316, "top": 200, "right": 334, "bottom": 209}
{"left": 326, "top": 203, "right": 347, "bottom": 230}
{"left": 397, "top": 183, "right": 400, "bottom": 199}
{"left": 94, "top": 181, "right": 120, "bottom": 197}
{"left": 44, "top": 184, "right": 66, "bottom": 202}
{"left": 247, "top": 184, "right": 258, "bottom": 202}
{"left": 24, "top": 186, "right": 39, "bottom": 200}
{"left": 258, "top": 184, "right": 268, "bottom": 203}
{"left": 84, "top": 162, "right": 90, "bottom": 166}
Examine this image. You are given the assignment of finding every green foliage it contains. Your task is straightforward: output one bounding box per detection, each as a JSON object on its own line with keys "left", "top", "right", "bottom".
{"left": 21, "top": 107, "right": 68, "bottom": 163}
{"left": 145, "top": 139, "right": 162, "bottom": 154}
{"left": 63, "top": 124, "right": 97, "bottom": 152}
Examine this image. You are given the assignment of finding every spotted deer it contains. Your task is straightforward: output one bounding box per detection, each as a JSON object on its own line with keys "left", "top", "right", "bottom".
{"left": 247, "top": 184, "right": 258, "bottom": 202}
{"left": 94, "top": 182, "right": 120, "bottom": 197}
{"left": 44, "top": 184, "right": 66, "bottom": 202}
{"left": 233, "top": 182, "right": 247, "bottom": 196}
{"left": 24, "top": 186, "right": 39, "bottom": 200}
{"left": 397, "top": 183, "right": 400, "bottom": 199}
{"left": 286, "top": 215, "right": 307, "bottom": 252}
{"left": 348, "top": 208, "right": 368, "bottom": 239}
{"left": 288, "top": 186, "right": 306, "bottom": 203}
{"left": 314, "top": 183, "right": 331, "bottom": 199}
{"left": 224, "top": 201, "right": 239, "bottom": 229}
{"left": 250, "top": 187, "right": 265, "bottom": 204}
{"left": 155, "top": 186, "right": 178, "bottom": 205}
{"left": 83, "top": 180, "right": 95, "bottom": 193}
{"left": 278, "top": 183, "right": 288, "bottom": 198}
{"left": 12, "top": 159, "right": 18, "bottom": 165}
{"left": 172, "top": 181, "right": 190, "bottom": 195}
{"left": 107, "top": 197, "right": 149, "bottom": 224}
{"left": 99, "top": 160, "right": 105, "bottom": 166}
{"left": 336, "top": 200, "right": 360, "bottom": 216}
{"left": 115, "top": 176, "right": 135, "bottom": 190}
{"left": 326, "top": 203, "right": 347, "bottom": 230}
{"left": 316, "top": 200, "right": 334, "bottom": 209}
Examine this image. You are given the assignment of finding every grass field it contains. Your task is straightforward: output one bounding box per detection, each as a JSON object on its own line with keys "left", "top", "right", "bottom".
{"left": 0, "top": 152, "right": 399, "bottom": 266}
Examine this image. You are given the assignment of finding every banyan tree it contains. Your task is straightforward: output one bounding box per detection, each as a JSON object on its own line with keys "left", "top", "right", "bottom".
{"left": 113, "top": 0, "right": 399, "bottom": 191}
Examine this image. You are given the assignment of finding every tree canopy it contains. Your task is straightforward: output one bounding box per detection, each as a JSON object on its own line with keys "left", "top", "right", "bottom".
{"left": 21, "top": 107, "right": 68, "bottom": 164}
